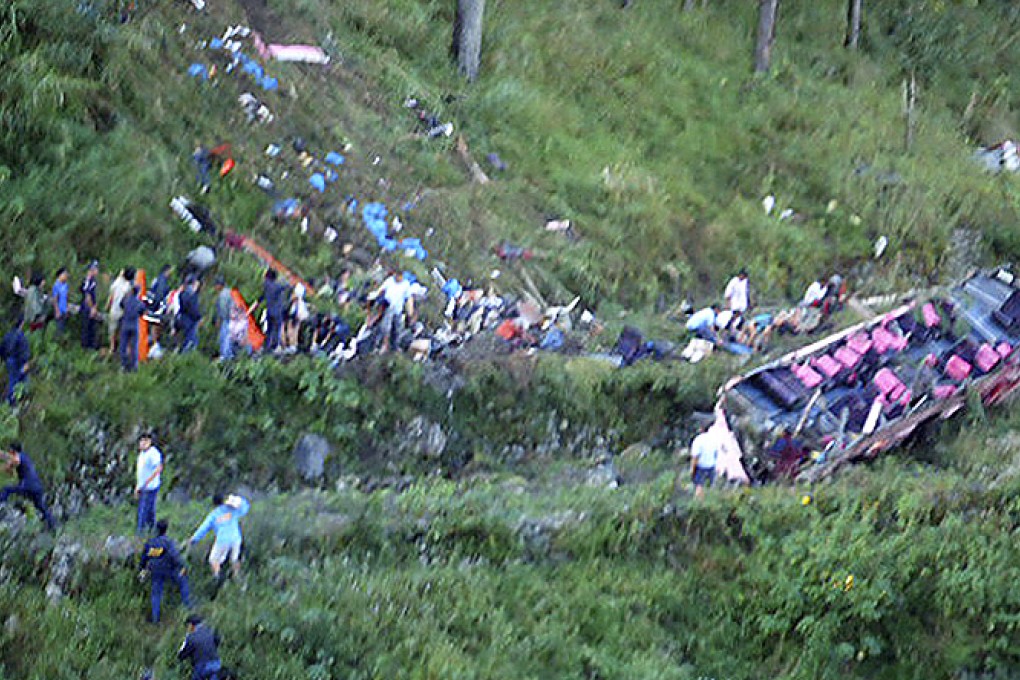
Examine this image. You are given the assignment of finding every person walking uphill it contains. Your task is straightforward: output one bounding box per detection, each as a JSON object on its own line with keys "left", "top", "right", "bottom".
{"left": 80, "top": 261, "right": 101, "bottom": 350}
{"left": 189, "top": 493, "right": 249, "bottom": 583}
{"left": 121, "top": 284, "right": 146, "bottom": 372}
{"left": 135, "top": 432, "right": 163, "bottom": 535}
{"left": 0, "top": 443, "right": 55, "bottom": 531}
{"left": 178, "top": 615, "right": 222, "bottom": 680}
{"left": 0, "top": 315, "right": 31, "bottom": 405}
{"left": 140, "top": 519, "right": 191, "bottom": 623}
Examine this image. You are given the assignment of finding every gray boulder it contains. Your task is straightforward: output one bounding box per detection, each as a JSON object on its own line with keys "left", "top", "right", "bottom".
{"left": 103, "top": 535, "right": 136, "bottom": 564}
{"left": 293, "top": 434, "right": 331, "bottom": 482}
{"left": 406, "top": 416, "right": 448, "bottom": 458}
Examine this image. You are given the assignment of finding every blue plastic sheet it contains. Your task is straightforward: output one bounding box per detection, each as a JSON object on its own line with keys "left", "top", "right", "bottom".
{"left": 309, "top": 173, "right": 326, "bottom": 193}
{"left": 325, "top": 152, "right": 345, "bottom": 166}
{"left": 261, "top": 77, "right": 279, "bottom": 91}
{"left": 442, "top": 279, "right": 463, "bottom": 300}
{"left": 188, "top": 63, "right": 209, "bottom": 81}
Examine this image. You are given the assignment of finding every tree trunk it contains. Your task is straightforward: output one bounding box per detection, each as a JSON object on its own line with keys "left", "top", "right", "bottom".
{"left": 453, "top": 0, "right": 485, "bottom": 82}
{"left": 844, "top": 0, "right": 862, "bottom": 49}
{"left": 753, "top": 0, "right": 780, "bottom": 74}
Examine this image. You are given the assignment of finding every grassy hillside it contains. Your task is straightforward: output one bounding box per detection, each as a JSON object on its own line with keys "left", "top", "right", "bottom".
{"left": 5, "top": 0, "right": 1020, "bottom": 678}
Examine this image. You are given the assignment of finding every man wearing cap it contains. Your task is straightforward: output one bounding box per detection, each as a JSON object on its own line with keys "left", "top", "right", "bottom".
{"left": 189, "top": 493, "right": 250, "bottom": 582}
{"left": 139, "top": 518, "right": 190, "bottom": 623}
{"left": 0, "top": 442, "right": 55, "bottom": 531}
{"left": 135, "top": 432, "right": 163, "bottom": 535}
{"left": 178, "top": 614, "right": 222, "bottom": 680}
{"left": 177, "top": 276, "right": 202, "bottom": 353}
{"left": 213, "top": 276, "right": 234, "bottom": 361}
{"left": 80, "top": 261, "right": 100, "bottom": 350}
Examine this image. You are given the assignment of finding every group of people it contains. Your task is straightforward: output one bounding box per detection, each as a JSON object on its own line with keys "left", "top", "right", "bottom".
{"left": 0, "top": 431, "right": 248, "bottom": 678}
{"left": 684, "top": 270, "right": 847, "bottom": 354}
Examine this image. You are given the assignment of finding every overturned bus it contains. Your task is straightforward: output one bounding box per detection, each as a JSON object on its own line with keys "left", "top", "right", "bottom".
{"left": 717, "top": 267, "right": 1020, "bottom": 483}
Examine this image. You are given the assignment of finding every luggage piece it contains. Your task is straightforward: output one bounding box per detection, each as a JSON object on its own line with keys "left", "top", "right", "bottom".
{"left": 975, "top": 343, "right": 1000, "bottom": 373}
{"left": 834, "top": 346, "right": 862, "bottom": 369}
{"left": 922, "top": 303, "right": 941, "bottom": 328}
{"left": 945, "top": 355, "right": 972, "bottom": 382}
{"left": 812, "top": 354, "right": 842, "bottom": 378}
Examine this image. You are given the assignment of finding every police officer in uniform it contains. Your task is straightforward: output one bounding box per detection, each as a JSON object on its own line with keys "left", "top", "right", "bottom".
{"left": 178, "top": 614, "right": 223, "bottom": 680}
{"left": 139, "top": 519, "right": 191, "bottom": 623}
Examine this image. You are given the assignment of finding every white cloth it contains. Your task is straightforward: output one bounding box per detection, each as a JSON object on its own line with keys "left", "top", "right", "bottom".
{"left": 291, "top": 284, "right": 310, "bottom": 322}
{"left": 136, "top": 446, "right": 162, "bottom": 491}
{"left": 724, "top": 276, "right": 749, "bottom": 313}
{"left": 690, "top": 431, "right": 720, "bottom": 469}
{"left": 379, "top": 277, "right": 412, "bottom": 311}
{"left": 802, "top": 281, "right": 827, "bottom": 306}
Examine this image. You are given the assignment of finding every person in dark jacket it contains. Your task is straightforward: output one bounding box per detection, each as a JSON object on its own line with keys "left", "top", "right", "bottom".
{"left": 121, "top": 284, "right": 146, "bottom": 372}
{"left": 178, "top": 615, "right": 222, "bottom": 680}
{"left": 257, "top": 269, "right": 286, "bottom": 353}
{"left": 0, "top": 315, "right": 30, "bottom": 405}
{"left": 140, "top": 519, "right": 190, "bottom": 623}
{"left": 79, "top": 260, "right": 100, "bottom": 350}
{"left": 0, "top": 443, "right": 55, "bottom": 531}
{"left": 177, "top": 276, "right": 203, "bottom": 353}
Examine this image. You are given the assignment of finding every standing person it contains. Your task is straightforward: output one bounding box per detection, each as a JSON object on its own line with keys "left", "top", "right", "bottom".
{"left": 213, "top": 276, "right": 234, "bottom": 361}
{"left": 139, "top": 519, "right": 191, "bottom": 623}
{"left": 256, "top": 269, "right": 286, "bottom": 354}
{"left": 135, "top": 432, "right": 163, "bottom": 535}
{"left": 80, "top": 261, "right": 101, "bottom": 350}
{"left": 0, "top": 316, "right": 30, "bottom": 405}
{"left": 177, "top": 276, "right": 203, "bottom": 353}
{"left": 51, "top": 267, "right": 69, "bottom": 336}
{"left": 189, "top": 493, "right": 249, "bottom": 583}
{"left": 371, "top": 270, "right": 412, "bottom": 353}
{"left": 23, "top": 274, "right": 48, "bottom": 332}
{"left": 0, "top": 443, "right": 55, "bottom": 531}
{"left": 283, "top": 283, "right": 309, "bottom": 353}
{"left": 121, "top": 284, "right": 146, "bottom": 372}
{"left": 177, "top": 615, "right": 222, "bottom": 680}
{"left": 148, "top": 264, "right": 173, "bottom": 354}
{"left": 689, "top": 423, "right": 720, "bottom": 500}
{"left": 724, "top": 270, "right": 750, "bottom": 316}
{"left": 107, "top": 267, "right": 134, "bottom": 355}
{"left": 193, "top": 144, "right": 213, "bottom": 194}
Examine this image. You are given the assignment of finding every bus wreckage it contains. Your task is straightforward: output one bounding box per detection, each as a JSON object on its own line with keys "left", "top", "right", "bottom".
{"left": 717, "top": 267, "right": 1020, "bottom": 483}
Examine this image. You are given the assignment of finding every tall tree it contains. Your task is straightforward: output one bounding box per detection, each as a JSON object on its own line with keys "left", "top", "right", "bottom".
{"left": 845, "top": 0, "right": 862, "bottom": 49}
{"left": 753, "top": 0, "right": 780, "bottom": 74}
{"left": 452, "top": 0, "right": 486, "bottom": 82}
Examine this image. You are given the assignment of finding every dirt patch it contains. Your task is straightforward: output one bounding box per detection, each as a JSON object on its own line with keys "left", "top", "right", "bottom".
{"left": 234, "top": 0, "right": 280, "bottom": 39}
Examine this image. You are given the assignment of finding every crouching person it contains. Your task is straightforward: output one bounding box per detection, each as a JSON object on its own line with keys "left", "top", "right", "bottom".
{"left": 178, "top": 615, "right": 223, "bottom": 680}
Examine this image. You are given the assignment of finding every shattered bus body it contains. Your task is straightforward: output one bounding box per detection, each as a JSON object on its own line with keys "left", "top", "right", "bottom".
{"left": 718, "top": 268, "right": 1020, "bottom": 483}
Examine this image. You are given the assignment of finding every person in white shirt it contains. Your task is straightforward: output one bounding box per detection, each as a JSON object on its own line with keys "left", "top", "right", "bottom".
{"left": 135, "top": 432, "right": 163, "bottom": 535}
{"left": 802, "top": 279, "right": 827, "bottom": 307}
{"left": 107, "top": 268, "right": 134, "bottom": 354}
{"left": 723, "top": 270, "right": 750, "bottom": 314}
{"left": 371, "top": 271, "right": 413, "bottom": 353}
{"left": 689, "top": 423, "right": 720, "bottom": 499}
{"left": 685, "top": 304, "right": 720, "bottom": 342}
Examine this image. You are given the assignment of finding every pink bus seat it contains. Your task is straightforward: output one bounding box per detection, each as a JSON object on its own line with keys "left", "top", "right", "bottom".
{"left": 834, "top": 346, "right": 862, "bottom": 370}
{"left": 922, "top": 302, "right": 941, "bottom": 328}
{"left": 793, "top": 363, "right": 823, "bottom": 389}
{"left": 945, "top": 355, "right": 972, "bottom": 382}
{"left": 975, "top": 343, "right": 1000, "bottom": 373}
{"left": 846, "top": 332, "right": 872, "bottom": 356}
{"left": 812, "top": 354, "right": 842, "bottom": 378}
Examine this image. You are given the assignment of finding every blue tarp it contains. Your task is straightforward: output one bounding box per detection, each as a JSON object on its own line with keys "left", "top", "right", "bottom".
{"left": 325, "top": 152, "right": 345, "bottom": 166}
{"left": 188, "top": 63, "right": 209, "bottom": 80}
{"left": 442, "top": 279, "right": 463, "bottom": 300}
{"left": 309, "top": 173, "right": 326, "bottom": 193}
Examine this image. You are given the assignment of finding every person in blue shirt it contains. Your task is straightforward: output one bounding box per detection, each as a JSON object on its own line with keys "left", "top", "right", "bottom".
{"left": 0, "top": 443, "right": 55, "bottom": 531}
{"left": 0, "top": 315, "right": 31, "bottom": 405}
{"left": 140, "top": 519, "right": 191, "bottom": 623}
{"left": 51, "top": 267, "right": 69, "bottom": 336}
{"left": 189, "top": 493, "right": 250, "bottom": 582}
{"left": 120, "top": 284, "right": 146, "bottom": 372}
{"left": 178, "top": 615, "right": 222, "bottom": 680}
{"left": 685, "top": 304, "right": 721, "bottom": 343}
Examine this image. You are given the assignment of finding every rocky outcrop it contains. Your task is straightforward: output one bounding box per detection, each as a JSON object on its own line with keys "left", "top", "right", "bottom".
{"left": 293, "top": 434, "right": 331, "bottom": 483}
